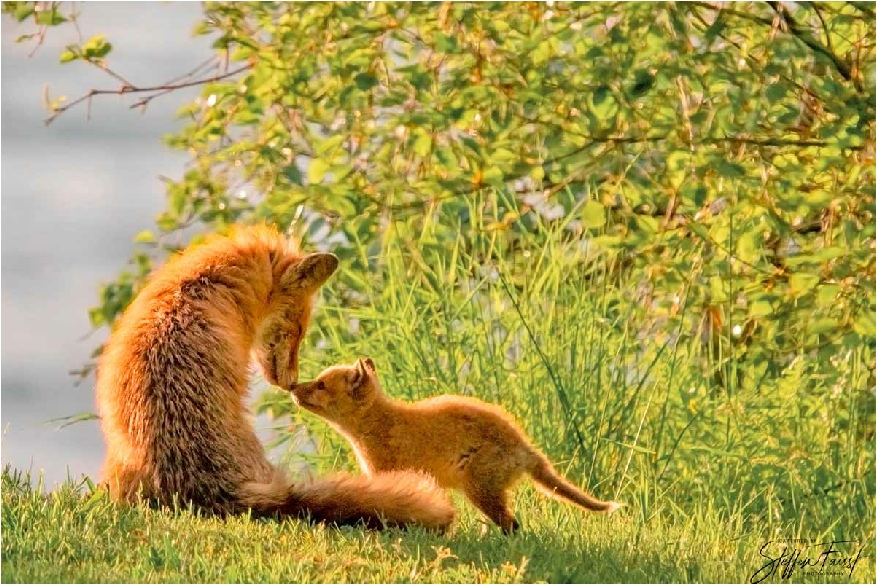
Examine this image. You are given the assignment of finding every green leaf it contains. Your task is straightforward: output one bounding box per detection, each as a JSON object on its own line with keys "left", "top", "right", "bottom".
{"left": 323, "top": 191, "right": 357, "bottom": 216}
{"left": 853, "top": 309, "right": 876, "bottom": 336}
{"left": 315, "top": 134, "right": 345, "bottom": 157}
{"left": 750, "top": 299, "right": 773, "bottom": 317}
{"left": 35, "top": 7, "right": 66, "bottom": 25}
{"left": 169, "top": 190, "right": 186, "bottom": 217}
{"left": 14, "top": 3, "right": 35, "bottom": 21}
{"left": 88, "top": 307, "right": 105, "bottom": 328}
{"left": 281, "top": 164, "right": 303, "bottom": 185}
{"left": 736, "top": 230, "right": 762, "bottom": 264}
{"left": 413, "top": 132, "right": 432, "bottom": 157}
{"left": 765, "top": 83, "right": 786, "bottom": 104}
{"left": 435, "top": 147, "right": 459, "bottom": 171}
{"left": 133, "top": 230, "right": 156, "bottom": 244}
{"left": 809, "top": 318, "right": 840, "bottom": 335}
{"left": 156, "top": 213, "right": 178, "bottom": 232}
{"left": 354, "top": 73, "right": 378, "bottom": 91}
{"left": 59, "top": 50, "right": 78, "bottom": 64}
{"left": 482, "top": 166, "right": 503, "bottom": 186}
{"left": 714, "top": 160, "right": 746, "bottom": 178}
{"left": 789, "top": 273, "right": 820, "bottom": 295}
{"left": 192, "top": 20, "right": 212, "bottom": 36}
{"left": 435, "top": 34, "right": 457, "bottom": 53}
{"left": 308, "top": 159, "right": 330, "bottom": 184}
{"left": 212, "top": 35, "right": 231, "bottom": 50}
{"left": 590, "top": 86, "right": 617, "bottom": 121}
{"left": 82, "top": 35, "right": 112, "bottom": 59}
{"left": 635, "top": 214, "right": 659, "bottom": 233}
{"left": 816, "top": 284, "right": 839, "bottom": 307}
{"left": 582, "top": 200, "right": 606, "bottom": 228}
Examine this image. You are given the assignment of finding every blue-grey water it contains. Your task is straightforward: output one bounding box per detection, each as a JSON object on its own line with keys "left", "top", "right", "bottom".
{"left": 2, "top": 3, "right": 217, "bottom": 487}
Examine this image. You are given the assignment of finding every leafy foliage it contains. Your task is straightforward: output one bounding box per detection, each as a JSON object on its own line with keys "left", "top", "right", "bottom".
{"left": 8, "top": 1, "right": 872, "bottom": 383}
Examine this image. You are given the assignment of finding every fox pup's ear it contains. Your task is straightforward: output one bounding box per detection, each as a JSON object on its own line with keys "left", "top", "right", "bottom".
{"left": 282, "top": 253, "right": 339, "bottom": 292}
{"left": 353, "top": 358, "right": 369, "bottom": 380}
{"left": 349, "top": 358, "right": 371, "bottom": 399}
{"left": 363, "top": 357, "right": 376, "bottom": 372}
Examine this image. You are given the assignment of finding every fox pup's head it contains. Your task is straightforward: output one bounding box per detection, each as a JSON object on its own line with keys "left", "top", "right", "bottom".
{"left": 288, "top": 357, "right": 381, "bottom": 423}
{"left": 254, "top": 252, "right": 339, "bottom": 389}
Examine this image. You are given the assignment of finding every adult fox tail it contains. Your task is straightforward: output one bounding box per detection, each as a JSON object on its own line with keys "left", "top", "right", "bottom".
{"left": 238, "top": 470, "right": 456, "bottom": 531}
{"left": 528, "top": 453, "right": 623, "bottom": 514}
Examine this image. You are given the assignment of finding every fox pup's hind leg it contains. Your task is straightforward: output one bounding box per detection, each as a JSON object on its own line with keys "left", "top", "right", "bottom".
{"left": 461, "top": 451, "right": 525, "bottom": 533}
{"left": 463, "top": 481, "right": 519, "bottom": 534}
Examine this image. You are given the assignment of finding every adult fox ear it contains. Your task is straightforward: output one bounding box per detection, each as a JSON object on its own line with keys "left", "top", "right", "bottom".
{"left": 363, "top": 357, "right": 376, "bottom": 372}
{"left": 282, "top": 253, "right": 339, "bottom": 292}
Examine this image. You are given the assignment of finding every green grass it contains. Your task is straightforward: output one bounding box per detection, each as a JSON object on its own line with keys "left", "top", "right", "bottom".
{"left": 4, "top": 468, "right": 872, "bottom": 583}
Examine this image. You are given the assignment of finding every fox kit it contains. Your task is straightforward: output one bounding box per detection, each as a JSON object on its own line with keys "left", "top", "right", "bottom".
{"left": 96, "top": 226, "right": 454, "bottom": 530}
{"left": 289, "top": 358, "right": 623, "bottom": 532}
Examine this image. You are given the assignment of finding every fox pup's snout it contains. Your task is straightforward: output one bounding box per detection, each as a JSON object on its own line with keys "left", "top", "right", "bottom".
{"left": 287, "top": 379, "right": 325, "bottom": 411}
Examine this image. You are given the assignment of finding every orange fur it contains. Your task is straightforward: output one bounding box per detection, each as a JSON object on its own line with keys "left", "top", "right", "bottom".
{"left": 95, "top": 226, "right": 454, "bottom": 530}
{"left": 289, "top": 358, "right": 623, "bottom": 533}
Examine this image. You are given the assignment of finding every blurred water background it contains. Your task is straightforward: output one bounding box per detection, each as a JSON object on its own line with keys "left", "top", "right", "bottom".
{"left": 2, "top": 3, "right": 213, "bottom": 486}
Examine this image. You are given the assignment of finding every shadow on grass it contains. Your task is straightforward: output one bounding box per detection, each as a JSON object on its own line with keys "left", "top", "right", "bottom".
{"left": 375, "top": 518, "right": 703, "bottom": 583}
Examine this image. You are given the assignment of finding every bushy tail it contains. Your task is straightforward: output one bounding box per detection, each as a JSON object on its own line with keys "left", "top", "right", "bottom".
{"left": 238, "top": 470, "right": 456, "bottom": 531}
{"left": 528, "top": 454, "right": 623, "bottom": 514}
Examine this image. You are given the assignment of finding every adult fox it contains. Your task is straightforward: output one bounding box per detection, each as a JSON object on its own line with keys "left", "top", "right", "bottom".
{"left": 95, "top": 225, "right": 454, "bottom": 530}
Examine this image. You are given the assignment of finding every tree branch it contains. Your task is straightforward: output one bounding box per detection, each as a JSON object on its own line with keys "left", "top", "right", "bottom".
{"left": 808, "top": 2, "right": 835, "bottom": 57}
{"left": 766, "top": 1, "right": 860, "bottom": 90}
{"left": 691, "top": 1, "right": 862, "bottom": 91}
{"left": 44, "top": 63, "right": 251, "bottom": 125}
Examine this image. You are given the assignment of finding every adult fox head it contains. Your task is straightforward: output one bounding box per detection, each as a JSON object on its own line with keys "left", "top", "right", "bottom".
{"left": 288, "top": 357, "right": 381, "bottom": 423}
{"left": 255, "top": 252, "right": 339, "bottom": 389}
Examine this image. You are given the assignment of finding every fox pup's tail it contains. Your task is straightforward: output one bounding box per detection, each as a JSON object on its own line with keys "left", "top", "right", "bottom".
{"left": 528, "top": 453, "right": 623, "bottom": 514}
{"left": 238, "top": 470, "right": 456, "bottom": 531}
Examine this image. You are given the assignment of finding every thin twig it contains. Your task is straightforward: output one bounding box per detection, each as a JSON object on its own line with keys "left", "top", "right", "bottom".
{"left": 93, "top": 61, "right": 135, "bottom": 88}
{"left": 809, "top": 2, "right": 835, "bottom": 56}
{"left": 45, "top": 64, "right": 251, "bottom": 125}
{"left": 69, "top": 1, "right": 83, "bottom": 43}
{"left": 27, "top": 24, "right": 48, "bottom": 57}
{"left": 161, "top": 56, "right": 220, "bottom": 87}
{"left": 687, "top": 1, "right": 775, "bottom": 26}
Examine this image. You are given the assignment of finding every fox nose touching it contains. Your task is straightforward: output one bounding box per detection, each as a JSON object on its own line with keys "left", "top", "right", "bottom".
{"left": 286, "top": 381, "right": 311, "bottom": 405}
{"left": 280, "top": 371, "right": 297, "bottom": 390}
